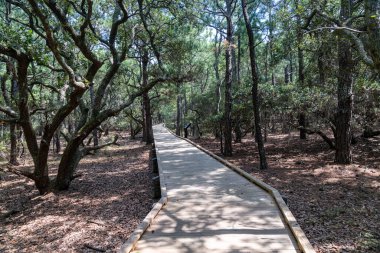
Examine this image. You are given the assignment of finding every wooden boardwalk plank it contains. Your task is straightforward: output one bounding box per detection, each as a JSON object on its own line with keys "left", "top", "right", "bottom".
{"left": 130, "top": 125, "right": 305, "bottom": 253}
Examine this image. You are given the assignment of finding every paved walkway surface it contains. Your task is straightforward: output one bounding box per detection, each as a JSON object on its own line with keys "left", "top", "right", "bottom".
{"left": 132, "top": 124, "right": 300, "bottom": 253}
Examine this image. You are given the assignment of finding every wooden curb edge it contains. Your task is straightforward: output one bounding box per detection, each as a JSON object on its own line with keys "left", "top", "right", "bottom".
{"left": 119, "top": 134, "right": 168, "bottom": 253}
{"left": 165, "top": 125, "right": 316, "bottom": 253}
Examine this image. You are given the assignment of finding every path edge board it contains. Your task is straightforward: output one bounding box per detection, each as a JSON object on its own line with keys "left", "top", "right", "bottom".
{"left": 165, "top": 125, "right": 316, "bottom": 253}
{"left": 119, "top": 136, "right": 168, "bottom": 253}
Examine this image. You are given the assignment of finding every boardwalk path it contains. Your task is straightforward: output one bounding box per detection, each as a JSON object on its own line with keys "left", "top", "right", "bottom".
{"left": 132, "top": 124, "right": 301, "bottom": 253}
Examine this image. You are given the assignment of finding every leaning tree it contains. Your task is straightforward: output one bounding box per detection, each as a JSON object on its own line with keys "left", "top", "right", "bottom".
{"left": 0, "top": 0, "right": 191, "bottom": 193}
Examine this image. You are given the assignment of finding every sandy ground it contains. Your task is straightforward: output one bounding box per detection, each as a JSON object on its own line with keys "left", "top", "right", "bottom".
{"left": 193, "top": 132, "right": 380, "bottom": 253}
{"left": 0, "top": 134, "right": 155, "bottom": 253}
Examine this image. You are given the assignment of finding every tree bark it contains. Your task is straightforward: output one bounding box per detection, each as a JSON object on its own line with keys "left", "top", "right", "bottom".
{"left": 142, "top": 94, "right": 153, "bottom": 144}
{"left": 56, "top": 138, "right": 83, "bottom": 190}
{"left": 318, "top": 42, "right": 326, "bottom": 86}
{"left": 299, "top": 112, "right": 307, "bottom": 139}
{"left": 296, "top": 0, "right": 307, "bottom": 140}
{"left": 90, "top": 85, "right": 98, "bottom": 147}
{"left": 14, "top": 55, "right": 50, "bottom": 194}
{"left": 234, "top": 119, "right": 242, "bottom": 143}
{"left": 141, "top": 99, "right": 146, "bottom": 140}
{"left": 213, "top": 31, "right": 222, "bottom": 139}
{"left": 335, "top": 0, "right": 354, "bottom": 164}
{"left": 289, "top": 51, "right": 293, "bottom": 82}
{"left": 2, "top": 61, "right": 18, "bottom": 165}
{"left": 141, "top": 49, "right": 153, "bottom": 144}
{"left": 234, "top": 34, "right": 242, "bottom": 143}
{"left": 264, "top": 43, "right": 269, "bottom": 83}
{"left": 223, "top": 0, "right": 234, "bottom": 156}
{"left": 241, "top": 0, "right": 268, "bottom": 170}
{"left": 176, "top": 84, "right": 181, "bottom": 136}
{"left": 267, "top": 0, "right": 275, "bottom": 86}
{"left": 284, "top": 65, "right": 290, "bottom": 84}
{"left": 9, "top": 123, "right": 19, "bottom": 165}
{"left": 54, "top": 130, "right": 61, "bottom": 154}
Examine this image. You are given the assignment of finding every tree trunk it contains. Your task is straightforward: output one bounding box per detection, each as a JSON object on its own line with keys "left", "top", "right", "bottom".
{"left": 54, "top": 130, "right": 61, "bottom": 154}
{"left": 14, "top": 56, "right": 51, "bottom": 194}
{"left": 234, "top": 33, "right": 242, "bottom": 143}
{"left": 265, "top": 43, "right": 269, "bottom": 82}
{"left": 284, "top": 65, "right": 290, "bottom": 84}
{"left": 318, "top": 43, "right": 326, "bottom": 86}
{"left": 176, "top": 84, "right": 181, "bottom": 136}
{"left": 335, "top": 0, "right": 354, "bottom": 164}
{"left": 296, "top": 0, "right": 307, "bottom": 140}
{"left": 297, "top": 39, "right": 305, "bottom": 85}
{"left": 241, "top": 0, "right": 268, "bottom": 170}
{"left": 6, "top": 61, "right": 19, "bottom": 165}
{"left": 90, "top": 85, "right": 98, "bottom": 147}
{"left": 142, "top": 93, "right": 153, "bottom": 144}
{"left": 234, "top": 120, "right": 242, "bottom": 143}
{"left": 268, "top": 0, "right": 275, "bottom": 86}
{"left": 193, "top": 121, "right": 200, "bottom": 139}
{"left": 289, "top": 51, "right": 293, "bottom": 82}
{"left": 56, "top": 137, "right": 83, "bottom": 190}
{"left": 213, "top": 32, "right": 222, "bottom": 139}
{"left": 223, "top": 0, "right": 234, "bottom": 156}
{"left": 34, "top": 140, "right": 51, "bottom": 194}
{"left": 264, "top": 110, "right": 268, "bottom": 142}
{"left": 130, "top": 121, "right": 135, "bottom": 139}
{"left": 34, "top": 166, "right": 50, "bottom": 194}
{"left": 141, "top": 99, "right": 147, "bottom": 141}
{"left": 9, "top": 123, "right": 19, "bottom": 165}
{"left": 299, "top": 112, "right": 307, "bottom": 139}
{"left": 142, "top": 49, "right": 153, "bottom": 144}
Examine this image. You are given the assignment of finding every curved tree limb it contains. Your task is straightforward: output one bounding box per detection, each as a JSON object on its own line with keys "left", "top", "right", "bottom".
{"left": 302, "top": 8, "right": 376, "bottom": 69}
{"left": 298, "top": 126, "right": 336, "bottom": 149}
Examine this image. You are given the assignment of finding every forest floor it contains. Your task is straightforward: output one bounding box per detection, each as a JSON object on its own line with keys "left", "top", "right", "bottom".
{"left": 0, "top": 133, "right": 155, "bottom": 253}
{"left": 193, "top": 132, "right": 380, "bottom": 253}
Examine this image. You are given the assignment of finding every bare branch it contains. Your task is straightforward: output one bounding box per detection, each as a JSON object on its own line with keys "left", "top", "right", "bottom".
{"left": 302, "top": 8, "right": 374, "bottom": 69}
{"left": 30, "top": 81, "right": 60, "bottom": 93}
{"left": 306, "top": 26, "right": 365, "bottom": 34}
{"left": 341, "top": 29, "right": 374, "bottom": 67}
{"left": 27, "top": 0, "right": 87, "bottom": 90}
{"left": 0, "top": 106, "right": 18, "bottom": 118}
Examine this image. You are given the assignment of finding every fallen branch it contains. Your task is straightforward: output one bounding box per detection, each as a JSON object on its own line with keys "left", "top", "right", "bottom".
{"left": 298, "top": 127, "right": 335, "bottom": 149}
{"left": 82, "top": 135, "right": 119, "bottom": 156}
{"left": 87, "top": 220, "right": 107, "bottom": 226}
{"left": 362, "top": 128, "right": 380, "bottom": 138}
{"left": 83, "top": 244, "right": 106, "bottom": 252}
{"left": 1, "top": 209, "right": 20, "bottom": 220}
{"left": 0, "top": 165, "right": 35, "bottom": 180}
{"left": 70, "top": 173, "right": 83, "bottom": 180}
